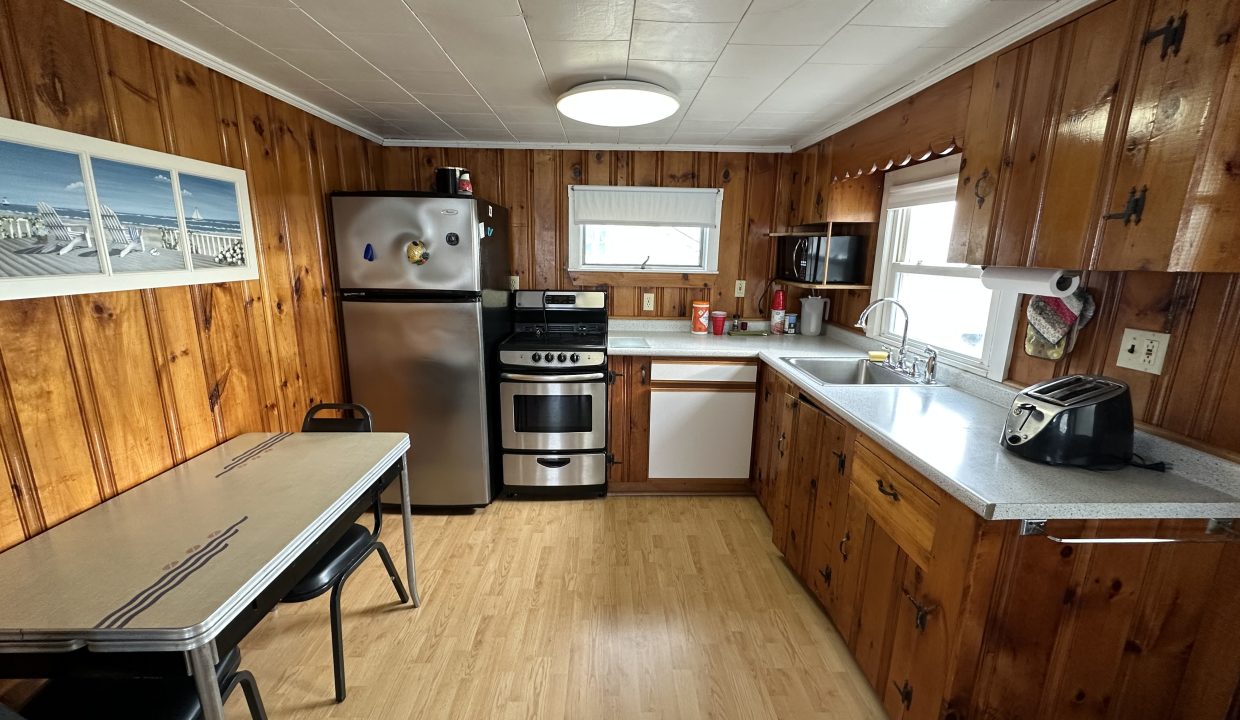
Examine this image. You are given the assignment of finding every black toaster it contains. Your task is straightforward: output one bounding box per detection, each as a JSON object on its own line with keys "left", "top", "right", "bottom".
{"left": 1001, "top": 375, "right": 1134, "bottom": 468}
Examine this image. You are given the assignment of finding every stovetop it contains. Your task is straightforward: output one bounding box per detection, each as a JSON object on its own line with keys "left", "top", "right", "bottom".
{"left": 501, "top": 330, "right": 606, "bottom": 350}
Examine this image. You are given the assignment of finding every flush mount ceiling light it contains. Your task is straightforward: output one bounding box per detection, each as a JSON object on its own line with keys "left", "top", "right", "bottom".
{"left": 556, "top": 80, "right": 680, "bottom": 127}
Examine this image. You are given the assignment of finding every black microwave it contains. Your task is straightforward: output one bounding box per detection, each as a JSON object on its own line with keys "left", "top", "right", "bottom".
{"left": 775, "top": 235, "right": 864, "bottom": 285}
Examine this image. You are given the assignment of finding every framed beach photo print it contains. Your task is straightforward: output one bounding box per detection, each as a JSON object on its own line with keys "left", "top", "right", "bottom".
{"left": 0, "top": 117, "right": 257, "bottom": 300}
{"left": 0, "top": 139, "right": 105, "bottom": 278}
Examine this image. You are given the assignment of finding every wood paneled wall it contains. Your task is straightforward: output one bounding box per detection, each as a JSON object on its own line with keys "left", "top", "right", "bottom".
{"left": 0, "top": 0, "right": 378, "bottom": 551}
{"left": 373, "top": 146, "right": 793, "bottom": 319}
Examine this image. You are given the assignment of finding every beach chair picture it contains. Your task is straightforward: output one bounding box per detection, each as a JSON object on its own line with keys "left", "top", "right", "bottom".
{"left": 0, "top": 139, "right": 103, "bottom": 278}
{"left": 89, "top": 158, "right": 188, "bottom": 273}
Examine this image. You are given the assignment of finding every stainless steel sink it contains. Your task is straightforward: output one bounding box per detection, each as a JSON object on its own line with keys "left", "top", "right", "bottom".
{"left": 782, "top": 357, "right": 921, "bottom": 386}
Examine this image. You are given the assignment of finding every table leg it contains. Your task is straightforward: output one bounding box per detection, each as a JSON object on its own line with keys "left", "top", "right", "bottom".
{"left": 399, "top": 454, "right": 422, "bottom": 607}
{"left": 188, "top": 643, "right": 225, "bottom": 720}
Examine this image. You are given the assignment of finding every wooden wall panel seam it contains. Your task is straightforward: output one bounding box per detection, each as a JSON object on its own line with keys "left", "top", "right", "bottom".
{"left": 0, "top": 342, "right": 43, "bottom": 537}
{"left": 54, "top": 297, "right": 115, "bottom": 501}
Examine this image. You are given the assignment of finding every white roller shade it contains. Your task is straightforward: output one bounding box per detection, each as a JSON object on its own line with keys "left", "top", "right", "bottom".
{"left": 569, "top": 185, "right": 722, "bottom": 228}
{"left": 885, "top": 175, "right": 958, "bottom": 209}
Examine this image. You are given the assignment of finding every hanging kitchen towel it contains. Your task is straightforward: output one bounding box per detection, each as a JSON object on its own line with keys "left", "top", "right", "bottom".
{"left": 1024, "top": 288, "right": 1095, "bottom": 360}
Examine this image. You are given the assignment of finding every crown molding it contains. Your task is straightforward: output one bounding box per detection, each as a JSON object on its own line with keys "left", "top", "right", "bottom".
{"left": 789, "top": 0, "right": 1099, "bottom": 151}
{"left": 64, "top": 0, "right": 386, "bottom": 145}
{"left": 381, "top": 138, "right": 794, "bottom": 153}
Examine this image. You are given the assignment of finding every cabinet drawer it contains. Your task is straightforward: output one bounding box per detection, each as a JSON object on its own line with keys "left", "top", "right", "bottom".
{"left": 651, "top": 361, "right": 757, "bottom": 383}
{"left": 851, "top": 444, "right": 938, "bottom": 566}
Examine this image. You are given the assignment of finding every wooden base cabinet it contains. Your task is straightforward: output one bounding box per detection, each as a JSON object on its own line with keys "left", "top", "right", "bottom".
{"left": 762, "top": 366, "right": 1240, "bottom": 719}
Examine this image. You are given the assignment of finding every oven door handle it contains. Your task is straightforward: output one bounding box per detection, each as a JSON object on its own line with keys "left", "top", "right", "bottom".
{"left": 500, "top": 372, "right": 606, "bottom": 382}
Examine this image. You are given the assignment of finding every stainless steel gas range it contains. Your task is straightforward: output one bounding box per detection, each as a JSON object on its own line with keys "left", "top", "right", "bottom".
{"left": 498, "top": 290, "right": 608, "bottom": 496}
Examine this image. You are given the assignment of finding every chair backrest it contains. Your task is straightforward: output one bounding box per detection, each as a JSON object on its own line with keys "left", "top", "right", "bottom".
{"left": 100, "top": 205, "right": 128, "bottom": 242}
{"left": 36, "top": 202, "right": 73, "bottom": 242}
{"left": 302, "top": 403, "right": 372, "bottom": 433}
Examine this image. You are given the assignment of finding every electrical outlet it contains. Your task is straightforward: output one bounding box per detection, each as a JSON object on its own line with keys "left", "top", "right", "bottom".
{"left": 508, "top": 275, "right": 519, "bottom": 291}
{"left": 1115, "top": 328, "right": 1170, "bottom": 374}
{"left": 734, "top": 280, "right": 747, "bottom": 297}
{"left": 642, "top": 292, "right": 656, "bottom": 311}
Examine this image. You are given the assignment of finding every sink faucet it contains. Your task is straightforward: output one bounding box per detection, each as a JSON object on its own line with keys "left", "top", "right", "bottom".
{"left": 855, "top": 298, "right": 910, "bottom": 370}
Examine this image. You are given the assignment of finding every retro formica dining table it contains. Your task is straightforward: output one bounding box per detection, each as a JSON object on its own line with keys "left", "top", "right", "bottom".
{"left": 0, "top": 431, "right": 421, "bottom": 719}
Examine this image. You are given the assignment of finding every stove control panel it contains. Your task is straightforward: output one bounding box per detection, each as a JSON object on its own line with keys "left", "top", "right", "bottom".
{"left": 500, "top": 350, "right": 606, "bottom": 368}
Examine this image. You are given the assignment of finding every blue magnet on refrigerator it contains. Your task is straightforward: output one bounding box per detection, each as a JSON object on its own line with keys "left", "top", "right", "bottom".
{"left": 363, "top": 243, "right": 375, "bottom": 262}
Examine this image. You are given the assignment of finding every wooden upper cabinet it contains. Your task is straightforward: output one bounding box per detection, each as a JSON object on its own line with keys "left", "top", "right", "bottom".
{"left": 1097, "top": 0, "right": 1240, "bottom": 272}
{"left": 795, "top": 144, "right": 821, "bottom": 226}
{"left": 950, "top": 0, "right": 1142, "bottom": 268}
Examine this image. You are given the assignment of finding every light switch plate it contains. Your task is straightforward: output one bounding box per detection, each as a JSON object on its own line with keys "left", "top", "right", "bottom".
{"left": 508, "top": 275, "right": 519, "bottom": 291}
{"left": 642, "top": 292, "right": 656, "bottom": 311}
{"left": 734, "top": 280, "right": 747, "bottom": 297}
{"left": 1116, "top": 328, "right": 1170, "bottom": 374}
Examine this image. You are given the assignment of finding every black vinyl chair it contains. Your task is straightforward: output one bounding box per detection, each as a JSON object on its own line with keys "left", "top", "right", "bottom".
{"left": 283, "top": 403, "right": 410, "bottom": 703}
{"left": 20, "top": 646, "right": 266, "bottom": 720}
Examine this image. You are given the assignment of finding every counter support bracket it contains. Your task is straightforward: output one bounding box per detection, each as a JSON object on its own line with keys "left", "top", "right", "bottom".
{"left": 1019, "top": 518, "right": 1238, "bottom": 544}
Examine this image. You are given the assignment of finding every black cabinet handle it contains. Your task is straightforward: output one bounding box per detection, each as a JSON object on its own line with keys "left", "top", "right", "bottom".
{"left": 1103, "top": 185, "right": 1147, "bottom": 225}
{"left": 902, "top": 588, "right": 937, "bottom": 632}
{"left": 876, "top": 478, "right": 901, "bottom": 501}
{"left": 536, "top": 457, "right": 571, "bottom": 469}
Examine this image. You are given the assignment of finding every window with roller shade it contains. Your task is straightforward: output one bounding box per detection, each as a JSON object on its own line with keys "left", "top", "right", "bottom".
{"left": 567, "top": 186, "right": 723, "bottom": 273}
{"left": 870, "top": 155, "right": 1019, "bottom": 381}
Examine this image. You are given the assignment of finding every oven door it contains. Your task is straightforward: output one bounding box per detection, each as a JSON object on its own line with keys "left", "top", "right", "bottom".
{"left": 500, "top": 373, "right": 607, "bottom": 451}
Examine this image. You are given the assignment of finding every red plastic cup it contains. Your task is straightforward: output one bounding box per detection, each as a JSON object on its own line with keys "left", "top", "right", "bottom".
{"left": 710, "top": 310, "right": 727, "bottom": 335}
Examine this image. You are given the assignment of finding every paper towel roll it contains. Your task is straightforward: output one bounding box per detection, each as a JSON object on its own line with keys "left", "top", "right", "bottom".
{"left": 979, "top": 267, "right": 1080, "bottom": 298}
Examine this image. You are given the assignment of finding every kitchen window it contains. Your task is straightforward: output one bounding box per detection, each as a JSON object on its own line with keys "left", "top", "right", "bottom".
{"left": 869, "top": 156, "right": 1018, "bottom": 380}
{"left": 568, "top": 185, "right": 722, "bottom": 273}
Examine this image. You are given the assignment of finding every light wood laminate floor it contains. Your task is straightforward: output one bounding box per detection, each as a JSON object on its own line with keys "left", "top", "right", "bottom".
{"left": 236, "top": 496, "right": 884, "bottom": 719}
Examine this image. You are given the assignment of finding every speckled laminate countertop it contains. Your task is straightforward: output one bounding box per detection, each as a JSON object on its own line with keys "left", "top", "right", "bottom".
{"left": 608, "top": 328, "right": 1240, "bottom": 521}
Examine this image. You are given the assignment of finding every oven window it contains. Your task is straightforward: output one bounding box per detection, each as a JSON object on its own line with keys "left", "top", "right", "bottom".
{"left": 513, "top": 395, "right": 593, "bottom": 433}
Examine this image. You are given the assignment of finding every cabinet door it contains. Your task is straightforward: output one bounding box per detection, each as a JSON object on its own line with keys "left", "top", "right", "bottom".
{"left": 607, "top": 357, "right": 629, "bottom": 483}
{"left": 751, "top": 367, "right": 784, "bottom": 512}
{"left": 835, "top": 485, "right": 871, "bottom": 649}
{"left": 783, "top": 400, "right": 825, "bottom": 574}
{"left": 804, "top": 414, "right": 850, "bottom": 618}
{"left": 769, "top": 392, "right": 799, "bottom": 554}
{"left": 796, "top": 144, "right": 820, "bottom": 225}
{"left": 625, "top": 357, "right": 652, "bottom": 485}
{"left": 1097, "top": 0, "right": 1240, "bottom": 271}
{"left": 851, "top": 512, "right": 908, "bottom": 692}
{"left": 883, "top": 561, "right": 931, "bottom": 720}
{"left": 827, "top": 173, "right": 882, "bottom": 223}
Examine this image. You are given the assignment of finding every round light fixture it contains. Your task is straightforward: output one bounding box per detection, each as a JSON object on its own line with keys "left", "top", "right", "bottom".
{"left": 556, "top": 80, "right": 680, "bottom": 127}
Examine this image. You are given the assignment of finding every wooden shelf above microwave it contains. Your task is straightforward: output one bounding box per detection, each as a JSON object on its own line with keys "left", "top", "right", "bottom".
{"left": 775, "top": 279, "right": 871, "bottom": 291}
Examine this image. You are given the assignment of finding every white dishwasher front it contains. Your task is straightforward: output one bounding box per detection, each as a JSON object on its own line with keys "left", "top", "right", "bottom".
{"left": 648, "top": 387, "right": 756, "bottom": 479}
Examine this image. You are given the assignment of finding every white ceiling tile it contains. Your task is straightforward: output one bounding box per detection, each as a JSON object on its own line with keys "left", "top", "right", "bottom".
{"left": 723, "top": 127, "right": 791, "bottom": 142}
{"left": 630, "top": 21, "right": 734, "bottom": 62}
{"left": 919, "top": 1, "right": 1051, "bottom": 47}
{"left": 287, "top": 85, "right": 354, "bottom": 107}
{"left": 414, "top": 94, "right": 492, "bottom": 114}
{"left": 505, "top": 122, "right": 569, "bottom": 142}
{"left": 358, "top": 101, "right": 440, "bottom": 122}
{"left": 522, "top": 0, "right": 634, "bottom": 41}
{"left": 186, "top": 4, "right": 338, "bottom": 48}
{"left": 565, "top": 128, "right": 622, "bottom": 143}
{"left": 268, "top": 47, "right": 378, "bottom": 80}
{"left": 457, "top": 128, "right": 519, "bottom": 141}
{"left": 618, "top": 126, "right": 676, "bottom": 143}
{"left": 634, "top": 0, "right": 750, "bottom": 23}
{"left": 321, "top": 76, "right": 413, "bottom": 102}
{"left": 534, "top": 40, "right": 630, "bottom": 90}
{"left": 390, "top": 124, "right": 464, "bottom": 140}
{"left": 387, "top": 71, "right": 477, "bottom": 95}
{"left": 292, "top": 0, "right": 423, "bottom": 34}
{"left": 336, "top": 31, "right": 458, "bottom": 74}
{"left": 625, "top": 60, "right": 713, "bottom": 98}
{"left": 494, "top": 106, "right": 561, "bottom": 123}
{"left": 711, "top": 44, "right": 818, "bottom": 79}
{"left": 759, "top": 63, "right": 882, "bottom": 113}
{"left": 414, "top": 15, "right": 547, "bottom": 104}
{"left": 737, "top": 111, "right": 814, "bottom": 129}
{"left": 437, "top": 112, "right": 507, "bottom": 130}
{"left": 684, "top": 76, "right": 772, "bottom": 121}
{"left": 731, "top": 0, "right": 870, "bottom": 46}
{"left": 668, "top": 131, "right": 726, "bottom": 144}
{"left": 407, "top": 0, "right": 522, "bottom": 15}
{"left": 678, "top": 119, "right": 738, "bottom": 133}
{"left": 811, "top": 25, "right": 940, "bottom": 64}
{"left": 852, "top": 0, "right": 990, "bottom": 28}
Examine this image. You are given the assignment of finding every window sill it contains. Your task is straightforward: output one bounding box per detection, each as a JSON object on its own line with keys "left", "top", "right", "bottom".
{"left": 567, "top": 270, "right": 717, "bottom": 288}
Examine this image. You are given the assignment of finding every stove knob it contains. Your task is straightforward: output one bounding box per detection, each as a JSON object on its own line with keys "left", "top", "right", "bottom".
{"left": 544, "top": 354, "right": 555, "bottom": 363}
{"left": 557, "top": 353, "right": 568, "bottom": 362}
{"left": 570, "top": 353, "right": 581, "bottom": 363}
{"left": 531, "top": 352, "right": 542, "bottom": 363}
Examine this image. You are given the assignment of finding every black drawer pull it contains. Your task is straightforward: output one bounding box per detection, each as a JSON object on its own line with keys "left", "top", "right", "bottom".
{"left": 876, "top": 478, "right": 900, "bottom": 501}
{"left": 536, "top": 458, "right": 571, "bottom": 469}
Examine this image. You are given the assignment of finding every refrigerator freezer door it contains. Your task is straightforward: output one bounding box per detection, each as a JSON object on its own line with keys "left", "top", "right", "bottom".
{"left": 333, "top": 195, "right": 481, "bottom": 292}
{"left": 341, "top": 299, "right": 492, "bottom": 506}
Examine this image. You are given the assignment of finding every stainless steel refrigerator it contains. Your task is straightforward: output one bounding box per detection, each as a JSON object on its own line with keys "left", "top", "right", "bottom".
{"left": 330, "top": 192, "right": 511, "bottom": 507}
